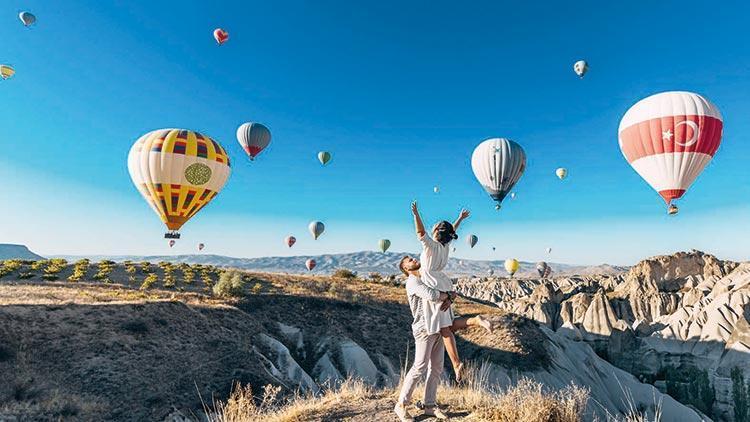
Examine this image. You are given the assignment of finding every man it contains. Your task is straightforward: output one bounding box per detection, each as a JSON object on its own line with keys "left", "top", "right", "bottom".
{"left": 394, "top": 255, "right": 450, "bottom": 421}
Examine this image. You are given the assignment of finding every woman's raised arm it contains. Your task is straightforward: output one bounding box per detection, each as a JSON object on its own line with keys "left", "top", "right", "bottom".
{"left": 452, "top": 209, "right": 470, "bottom": 232}
{"left": 411, "top": 201, "right": 426, "bottom": 238}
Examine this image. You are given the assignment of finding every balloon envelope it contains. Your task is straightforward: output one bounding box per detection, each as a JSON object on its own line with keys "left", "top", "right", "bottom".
{"left": 128, "top": 129, "right": 231, "bottom": 235}
{"left": 168, "top": 240, "right": 175, "bottom": 248}
{"left": 573, "top": 60, "right": 588, "bottom": 78}
{"left": 198, "top": 243, "right": 205, "bottom": 251}
{"left": 305, "top": 259, "right": 316, "bottom": 271}
{"left": 213, "top": 28, "right": 229, "bottom": 45}
{"left": 318, "top": 151, "right": 332, "bottom": 165}
{"left": 471, "top": 138, "right": 526, "bottom": 209}
{"left": 0, "top": 65, "right": 15, "bottom": 80}
{"left": 379, "top": 239, "right": 391, "bottom": 253}
{"left": 19, "top": 12, "right": 35, "bottom": 26}
{"left": 237, "top": 122, "right": 271, "bottom": 160}
{"left": 556, "top": 168, "right": 568, "bottom": 180}
{"left": 467, "top": 235, "right": 478, "bottom": 248}
{"left": 285, "top": 236, "right": 296, "bottom": 247}
{"left": 433, "top": 186, "right": 439, "bottom": 193}
{"left": 536, "top": 261, "right": 550, "bottom": 278}
{"left": 309, "top": 221, "right": 325, "bottom": 239}
{"left": 546, "top": 247, "right": 552, "bottom": 254}
{"left": 618, "top": 91, "right": 722, "bottom": 208}
{"left": 504, "top": 259, "right": 519, "bottom": 276}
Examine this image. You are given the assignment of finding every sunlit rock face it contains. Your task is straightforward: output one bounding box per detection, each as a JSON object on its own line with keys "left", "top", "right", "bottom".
{"left": 456, "top": 251, "right": 750, "bottom": 420}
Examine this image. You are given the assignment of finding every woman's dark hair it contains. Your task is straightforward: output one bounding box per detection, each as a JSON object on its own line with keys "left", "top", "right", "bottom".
{"left": 433, "top": 221, "right": 457, "bottom": 245}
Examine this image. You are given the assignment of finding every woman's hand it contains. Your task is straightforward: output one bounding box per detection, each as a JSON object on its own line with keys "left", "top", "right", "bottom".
{"left": 411, "top": 201, "right": 419, "bottom": 215}
{"left": 459, "top": 209, "right": 470, "bottom": 220}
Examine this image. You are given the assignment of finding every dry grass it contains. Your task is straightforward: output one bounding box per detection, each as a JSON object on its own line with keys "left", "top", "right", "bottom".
{"left": 207, "top": 364, "right": 589, "bottom": 422}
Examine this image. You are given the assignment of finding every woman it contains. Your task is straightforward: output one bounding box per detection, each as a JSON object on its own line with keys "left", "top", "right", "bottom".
{"left": 411, "top": 201, "right": 492, "bottom": 382}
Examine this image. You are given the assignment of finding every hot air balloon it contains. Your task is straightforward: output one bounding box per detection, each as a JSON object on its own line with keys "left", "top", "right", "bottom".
{"left": 488, "top": 268, "right": 494, "bottom": 276}
{"left": 492, "top": 246, "right": 496, "bottom": 251}
{"left": 556, "top": 168, "right": 568, "bottom": 180}
{"left": 318, "top": 151, "right": 332, "bottom": 166}
{"left": 510, "top": 192, "right": 517, "bottom": 200}
{"left": 213, "top": 28, "right": 229, "bottom": 45}
{"left": 379, "top": 239, "right": 391, "bottom": 253}
{"left": 433, "top": 186, "right": 439, "bottom": 193}
{"left": 309, "top": 221, "right": 325, "bottom": 240}
{"left": 536, "top": 261, "right": 550, "bottom": 278}
{"left": 1, "top": 65, "right": 15, "bottom": 80}
{"left": 198, "top": 243, "right": 205, "bottom": 251}
{"left": 668, "top": 204, "right": 679, "bottom": 216}
{"left": 236, "top": 122, "right": 271, "bottom": 161}
{"left": 618, "top": 91, "right": 723, "bottom": 212}
{"left": 467, "top": 235, "right": 478, "bottom": 248}
{"left": 285, "top": 236, "right": 296, "bottom": 247}
{"left": 471, "top": 138, "right": 526, "bottom": 210}
{"left": 128, "top": 129, "right": 231, "bottom": 239}
{"left": 573, "top": 60, "right": 588, "bottom": 78}
{"left": 452, "top": 247, "right": 456, "bottom": 252}
{"left": 504, "top": 259, "right": 519, "bottom": 277}
{"left": 546, "top": 247, "right": 552, "bottom": 254}
{"left": 168, "top": 240, "right": 176, "bottom": 248}
{"left": 19, "top": 12, "right": 36, "bottom": 27}
{"left": 305, "top": 259, "right": 316, "bottom": 271}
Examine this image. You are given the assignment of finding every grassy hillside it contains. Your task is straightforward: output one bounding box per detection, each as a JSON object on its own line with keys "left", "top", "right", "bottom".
{"left": 0, "top": 259, "right": 581, "bottom": 421}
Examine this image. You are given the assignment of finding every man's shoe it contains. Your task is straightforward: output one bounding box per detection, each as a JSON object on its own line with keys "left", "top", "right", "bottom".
{"left": 394, "top": 403, "right": 414, "bottom": 422}
{"left": 423, "top": 406, "right": 449, "bottom": 420}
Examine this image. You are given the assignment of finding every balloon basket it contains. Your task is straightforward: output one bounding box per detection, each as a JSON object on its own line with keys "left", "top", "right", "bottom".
{"left": 164, "top": 232, "right": 181, "bottom": 239}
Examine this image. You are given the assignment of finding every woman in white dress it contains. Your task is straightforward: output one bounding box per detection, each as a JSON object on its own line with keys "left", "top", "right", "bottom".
{"left": 410, "top": 201, "right": 492, "bottom": 382}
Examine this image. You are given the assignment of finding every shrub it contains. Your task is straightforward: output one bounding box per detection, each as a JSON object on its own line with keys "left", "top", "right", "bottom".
{"left": 140, "top": 273, "right": 158, "bottom": 290}
{"left": 121, "top": 320, "right": 149, "bottom": 334}
{"left": 732, "top": 367, "right": 749, "bottom": 422}
{"left": 664, "top": 365, "right": 715, "bottom": 417}
{"left": 18, "top": 272, "right": 35, "bottom": 279}
{"left": 44, "top": 259, "right": 67, "bottom": 276}
{"left": 251, "top": 283, "right": 263, "bottom": 294}
{"left": 42, "top": 274, "right": 59, "bottom": 281}
{"left": 213, "top": 270, "right": 246, "bottom": 298}
{"left": 367, "top": 272, "right": 382, "bottom": 282}
{"left": 332, "top": 268, "right": 357, "bottom": 280}
{"left": 140, "top": 262, "right": 152, "bottom": 273}
{"left": 68, "top": 259, "right": 89, "bottom": 282}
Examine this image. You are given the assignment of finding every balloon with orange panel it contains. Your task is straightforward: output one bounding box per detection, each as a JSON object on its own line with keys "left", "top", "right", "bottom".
{"left": 128, "top": 129, "right": 231, "bottom": 239}
{"left": 618, "top": 91, "right": 723, "bottom": 214}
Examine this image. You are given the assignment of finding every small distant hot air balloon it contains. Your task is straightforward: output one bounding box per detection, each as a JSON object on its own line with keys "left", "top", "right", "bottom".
{"left": 198, "top": 243, "right": 205, "bottom": 251}
{"left": 467, "top": 235, "right": 478, "bottom": 248}
{"left": 619, "top": 91, "right": 723, "bottom": 213}
{"left": 536, "top": 261, "right": 550, "bottom": 278}
{"left": 309, "top": 221, "right": 325, "bottom": 240}
{"left": 433, "top": 186, "right": 439, "bottom": 193}
{"left": 379, "top": 239, "right": 391, "bottom": 253}
{"left": 488, "top": 268, "right": 494, "bottom": 276}
{"left": 510, "top": 192, "right": 517, "bottom": 200}
{"left": 168, "top": 240, "right": 176, "bottom": 248}
{"left": 546, "top": 247, "right": 552, "bottom": 254}
{"left": 305, "top": 259, "right": 316, "bottom": 271}
{"left": 492, "top": 246, "right": 496, "bottom": 251}
{"left": 1, "top": 65, "right": 15, "bottom": 80}
{"left": 471, "top": 138, "right": 526, "bottom": 210}
{"left": 573, "top": 60, "right": 588, "bottom": 78}
{"left": 556, "top": 168, "right": 568, "bottom": 180}
{"left": 237, "top": 122, "right": 271, "bottom": 161}
{"left": 452, "top": 247, "right": 456, "bottom": 252}
{"left": 668, "top": 204, "right": 679, "bottom": 216}
{"left": 504, "top": 259, "right": 519, "bottom": 277}
{"left": 318, "top": 151, "right": 332, "bottom": 166}
{"left": 285, "top": 236, "right": 296, "bottom": 247}
{"left": 19, "top": 12, "right": 36, "bottom": 27}
{"left": 213, "top": 28, "right": 229, "bottom": 45}
{"left": 128, "top": 129, "right": 231, "bottom": 239}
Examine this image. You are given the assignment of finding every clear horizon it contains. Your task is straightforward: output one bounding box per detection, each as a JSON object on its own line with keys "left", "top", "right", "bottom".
{"left": 2, "top": 1, "right": 749, "bottom": 266}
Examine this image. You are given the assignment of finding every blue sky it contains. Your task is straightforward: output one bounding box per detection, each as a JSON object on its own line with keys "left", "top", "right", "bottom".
{"left": 1, "top": 0, "right": 749, "bottom": 265}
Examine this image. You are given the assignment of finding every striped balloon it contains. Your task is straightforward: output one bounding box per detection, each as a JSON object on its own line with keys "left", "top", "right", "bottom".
{"left": 471, "top": 138, "right": 526, "bottom": 210}
{"left": 466, "top": 234, "right": 478, "bottom": 248}
{"left": 236, "top": 122, "right": 271, "bottom": 160}
{"left": 378, "top": 239, "right": 391, "bottom": 253}
{"left": 0, "top": 65, "right": 15, "bottom": 80}
{"left": 305, "top": 259, "right": 316, "bottom": 271}
{"left": 618, "top": 91, "right": 723, "bottom": 209}
{"left": 128, "top": 129, "right": 231, "bottom": 237}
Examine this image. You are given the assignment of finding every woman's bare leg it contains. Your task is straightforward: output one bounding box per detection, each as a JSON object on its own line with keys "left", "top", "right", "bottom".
{"left": 451, "top": 315, "right": 493, "bottom": 333}
{"left": 440, "top": 327, "right": 463, "bottom": 382}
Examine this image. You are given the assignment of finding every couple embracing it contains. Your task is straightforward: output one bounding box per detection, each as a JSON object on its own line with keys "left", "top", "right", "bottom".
{"left": 394, "top": 202, "right": 493, "bottom": 421}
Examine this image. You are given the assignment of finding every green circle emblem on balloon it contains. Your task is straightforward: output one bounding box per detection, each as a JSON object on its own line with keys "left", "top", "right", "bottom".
{"left": 184, "top": 163, "right": 212, "bottom": 185}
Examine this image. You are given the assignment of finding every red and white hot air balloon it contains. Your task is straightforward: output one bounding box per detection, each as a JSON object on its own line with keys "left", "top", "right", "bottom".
{"left": 168, "top": 239, "right": 176, "bottom": 248}
{"left": 213, "top": 28, "right": 229, "bottom": 45}
{"left": 618, "top": 91, "right": 722, "bottom": 214}
{"left": 285, "top": 236, "right": 296, "bottom": 248}
{"left": 305, "top": 259, "right": 316, "bottom": 271}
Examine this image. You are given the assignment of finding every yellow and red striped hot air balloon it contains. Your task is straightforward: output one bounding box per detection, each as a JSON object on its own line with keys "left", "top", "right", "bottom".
{"left": 128, "top": 129, "right": 231, "bottom": 238}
